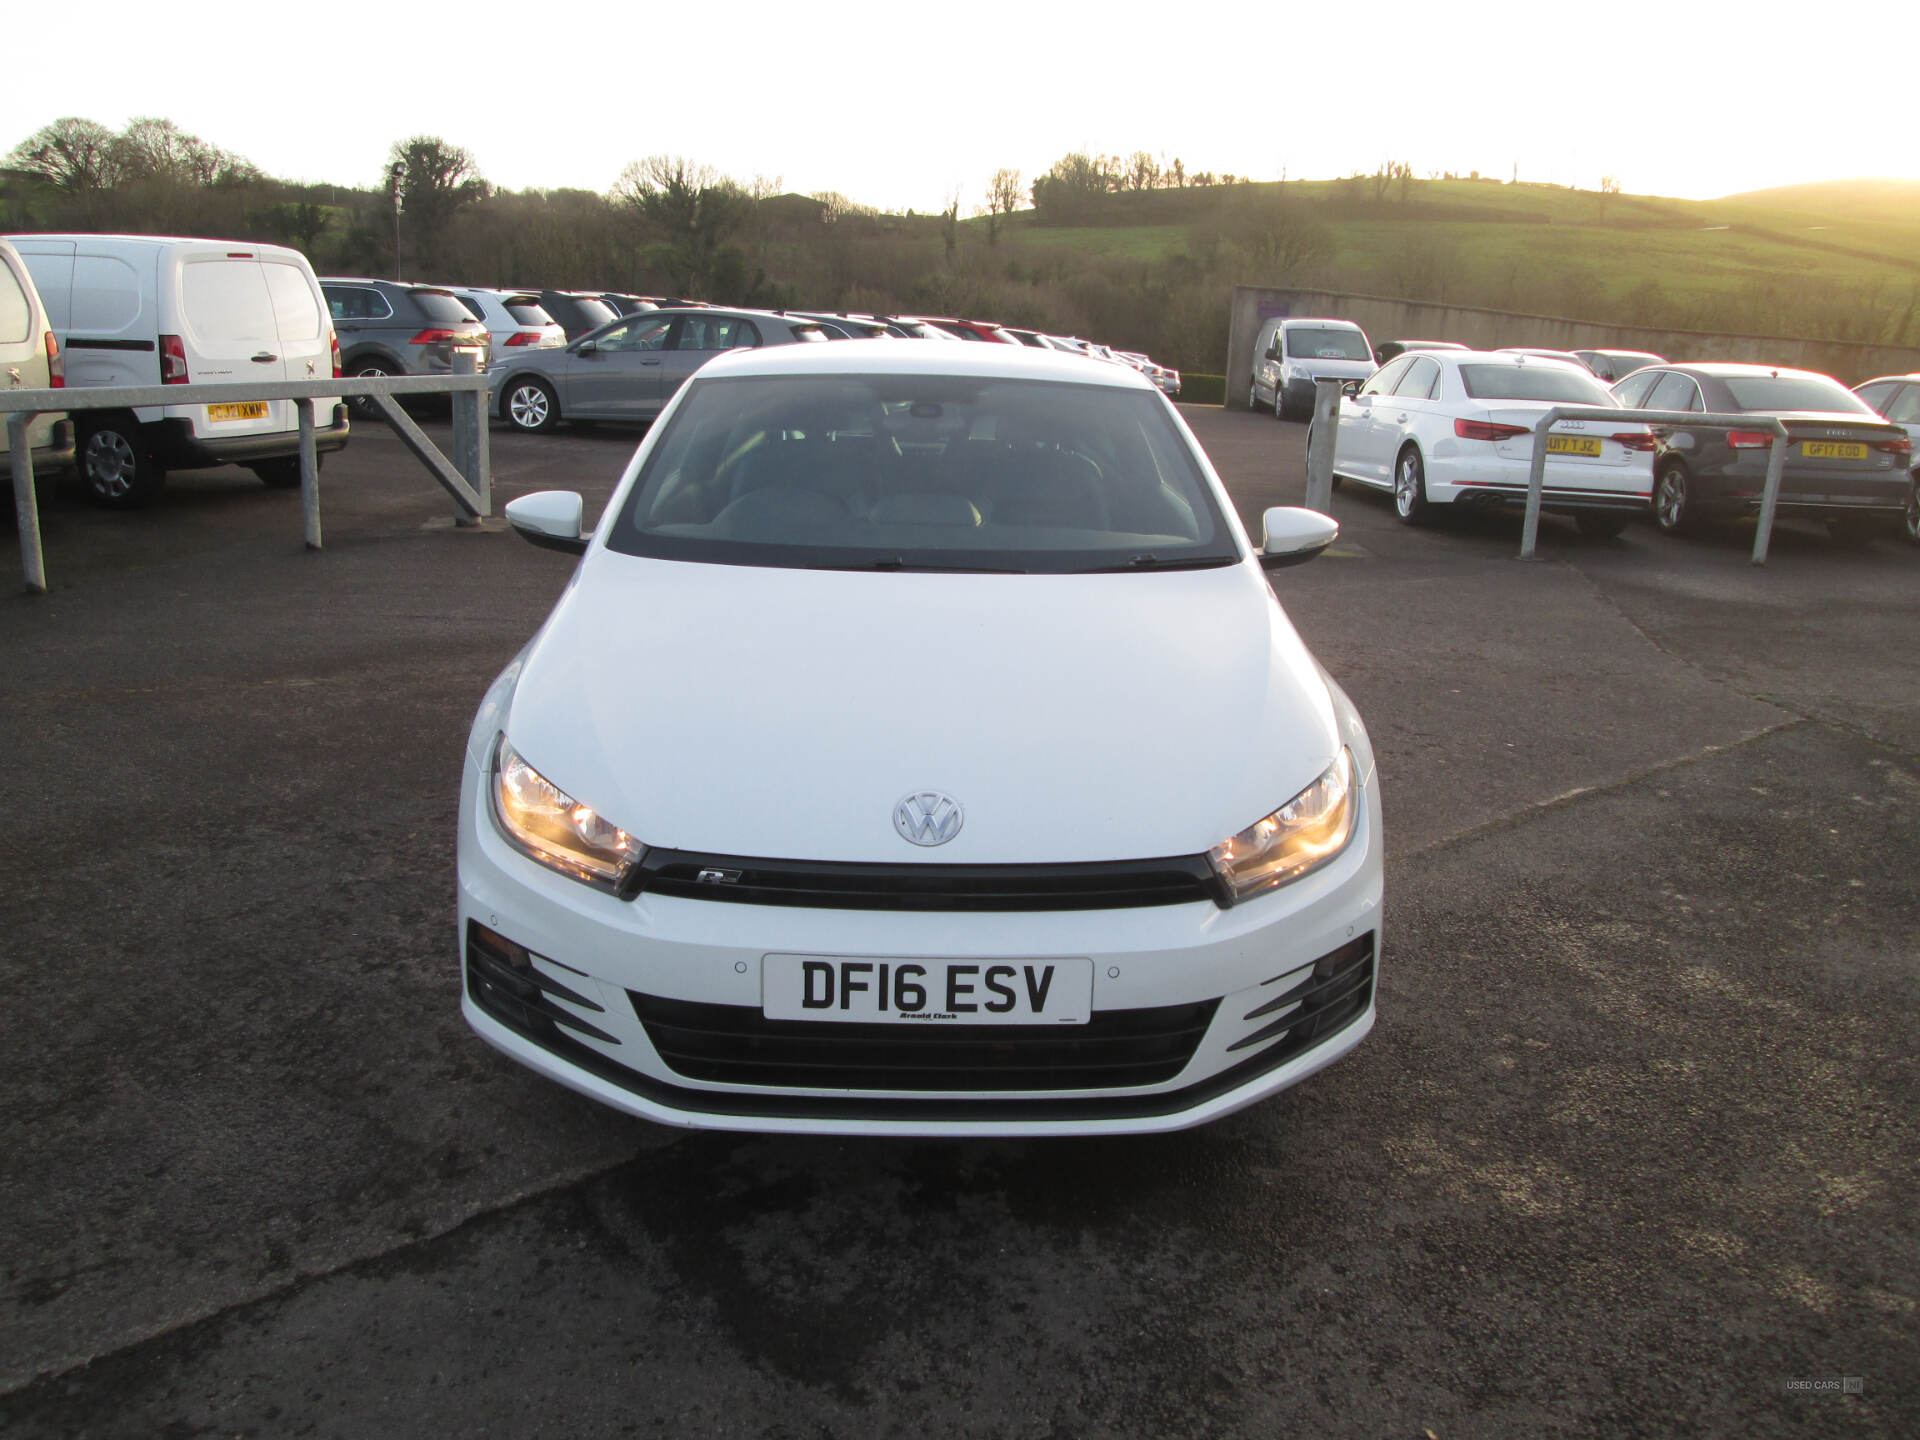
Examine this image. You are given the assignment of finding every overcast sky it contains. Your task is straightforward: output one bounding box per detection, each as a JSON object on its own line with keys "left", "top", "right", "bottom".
{"left": 9, "top": 0, "right": 1918, "bottom": 213}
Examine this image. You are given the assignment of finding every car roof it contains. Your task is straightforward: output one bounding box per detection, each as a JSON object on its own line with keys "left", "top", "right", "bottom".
{"left": 1856, "top": 373, "right": 1920, "bottom": 386}
{"left": 691, "top": 337, "right": 1158, "bottom": 388}
{"left": 1281, "top": 317, "right": 1363, "bottom": 329}
{"left": 1444, "top": 349, "right": 1590, "bottom": 369}
{"left": 1661, "top": 362, "right": 1836, "bottom": 382}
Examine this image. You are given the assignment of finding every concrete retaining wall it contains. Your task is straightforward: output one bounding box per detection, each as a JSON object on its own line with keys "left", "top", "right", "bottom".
{"left": 1224, "top": 286, "right": 1920, "bottom": 403}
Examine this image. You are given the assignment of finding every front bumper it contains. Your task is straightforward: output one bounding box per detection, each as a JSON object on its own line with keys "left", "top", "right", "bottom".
{"left": 456, "top": 741, "right": 1384, "bottom": 1137}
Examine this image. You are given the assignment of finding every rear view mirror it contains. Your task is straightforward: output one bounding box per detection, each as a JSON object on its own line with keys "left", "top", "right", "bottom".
{"left": 505, "top": 490, "right": 589, "bottom": 555}
{"left": 1259, "top": 507, "right": 1338, "bottom": 570}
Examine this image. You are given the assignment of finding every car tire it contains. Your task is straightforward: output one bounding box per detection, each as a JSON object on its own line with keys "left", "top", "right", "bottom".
{"left": 78, "top": 417, "right": 165, "bottom": 509}
{"left": 1654, "top": 462, "right": 1695, "bottom": 534}
{"left": 1575, "top": 511, "right": 1631, "bottom": 540}
{"left": 250, "top": 454, "right": 320, "bottom": 489}
{"left": 1393, "top": 446, "right": 1431, "bottom": 525}
{"left": 347, "top": 359, "right": 397, "bottom": 421}
{"left": 1904, "top": 481, "right": 1919, "bottom": 546}
{"left": 504, "top": 378, "right": 560, "bottom": 433}
{"left": 1248, "top": 378, "right": 1261, "bottom": 412}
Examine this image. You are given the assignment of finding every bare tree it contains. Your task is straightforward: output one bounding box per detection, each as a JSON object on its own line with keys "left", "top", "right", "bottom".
{"left": 984, "top": 167, "right": 1022, "bottom": 245}
{"left": 942, "top": 189, "right": 961, "bottom": 263}
{"left": 6, "top": 117, "right": 125, "bottom": 195}
{"left": 611, "top": 155, "right": 751, "bottom": 295}
{"left": 1597, "top": 174, "right": 1621, "bottom": 221}
{"left": 1125, "top": 151, "right": 1161, "bottom": 192}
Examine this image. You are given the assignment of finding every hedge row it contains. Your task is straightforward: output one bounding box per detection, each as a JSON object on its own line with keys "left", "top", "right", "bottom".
{"left": 1178, "top": 374, "right": 1226, "bottom": 406}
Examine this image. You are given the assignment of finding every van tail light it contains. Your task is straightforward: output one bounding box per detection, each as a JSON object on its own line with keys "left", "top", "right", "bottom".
{"left": 1726, "top": 430, "right": 1775, "bottom": 450}
{"left": 409, "top": 329, "right": 456, "bottom": 345}
{"left": 330, "top": 330, "right": 341, "bottom": 379}
{"left": 1454, "top": 418, "right": 1530, "bottom": 442}
{"left": 505, "top": 331, "right": 543, "bottom": 346}
{"left": 1871, "top": 435, "right": 1912, "bottom": 457}
{"left": 44, "top": 331, "right": 64, "bottom": 388}
{"left": 159, "top": 334, "right": 189, "bottom": 384}
{"left": 1609, "top": 431, "right": 1656, "bottom": 451}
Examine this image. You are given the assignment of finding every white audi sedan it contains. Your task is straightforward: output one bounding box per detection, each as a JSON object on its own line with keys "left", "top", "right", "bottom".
{"left": 458, "top": 342, "right": 1382, "bottom": 1136}
{"left": 1326, "top": 350, "right": 1655, "bottom": 537}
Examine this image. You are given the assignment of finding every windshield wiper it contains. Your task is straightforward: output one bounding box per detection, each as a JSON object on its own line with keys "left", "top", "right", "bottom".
{"left": 862, "top": 556, "right": 1028, "bottom": 573}
{"left": 1077, "top": 553, "right": 1237, "bottom": 573}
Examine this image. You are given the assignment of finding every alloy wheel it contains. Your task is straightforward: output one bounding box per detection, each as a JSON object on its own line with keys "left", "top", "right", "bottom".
{"left": 1395, "top": 455, "right": 1419, "bottom": 517}
{"left": 1657, "top": 470, "right": 1687, "bottom": 529}
{"left": 509, "top": 385, "right": 550, "bottom": 429}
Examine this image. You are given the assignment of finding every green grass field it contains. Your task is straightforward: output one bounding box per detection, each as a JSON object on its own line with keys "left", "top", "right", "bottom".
{"left": 990, "top": 177, "right": 1920, "bottom": 341}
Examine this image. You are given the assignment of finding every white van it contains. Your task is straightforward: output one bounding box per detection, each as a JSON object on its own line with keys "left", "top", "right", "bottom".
{"left": 1249, "top": 316, "right": 1377, "bottom": 421}
{"left": 2, "top": 234, "right": 348, "bottom": 506}
{"left": 0, "top": 238, "right": 75, "bottom": 477}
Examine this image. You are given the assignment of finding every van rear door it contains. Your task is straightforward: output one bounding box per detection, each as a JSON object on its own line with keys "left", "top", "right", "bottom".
{"left": 261, "top": 260, "right": 338, "bottom": 420}
{"left": 175, "top": 251, "right": 287, "bottom": 440}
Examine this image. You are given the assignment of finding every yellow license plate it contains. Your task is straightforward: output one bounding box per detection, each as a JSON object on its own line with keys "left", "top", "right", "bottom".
{"left": 1801, "top": 441, "right": 1865, "bottom": 460}
{"left": 207, "top": 402, "right": 270, "bottom": 423}
{"left": 1547, "top": 436, "right": 1602, "bottom": 456}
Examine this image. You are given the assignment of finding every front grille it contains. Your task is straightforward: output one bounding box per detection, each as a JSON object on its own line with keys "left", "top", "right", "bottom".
{"left": 627, "top": 847, "right": 1226, "bottom": 911}
{"left": 630, "top": 992, "right": 1219, "bottom": 1091}
{"left": 466, "top": 922, "right": 619, "bottom": 1046}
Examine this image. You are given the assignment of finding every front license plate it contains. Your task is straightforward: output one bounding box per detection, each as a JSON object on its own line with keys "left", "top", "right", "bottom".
{"left": 1547, "top": 435, "right": 1602, "bottom": 456}
{"left": 207, "top": 402, "right": 270, "bottom": 423}
{"left": 762, "top": 954, "right": 1094, "bottom": 1025}
{"left": 1801, "top": 441, "right": 1866, "bottom": 460}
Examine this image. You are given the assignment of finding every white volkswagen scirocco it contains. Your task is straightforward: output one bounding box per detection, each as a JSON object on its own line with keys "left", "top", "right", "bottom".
{"left": 458, "top": 342, "right": 1382, "bottom": 1135}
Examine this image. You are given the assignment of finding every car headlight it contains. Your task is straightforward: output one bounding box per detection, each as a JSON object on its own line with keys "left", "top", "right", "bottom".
{"left": 1208, "top": 749, "right": 1356, "bottom": 903}
{"left": 491, "top": 736, "right": 643, "bottom": 891}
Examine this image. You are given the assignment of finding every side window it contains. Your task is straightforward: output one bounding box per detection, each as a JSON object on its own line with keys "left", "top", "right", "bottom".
{"left": 1361, "top": 356, "right": 1411, "bottom": 396}
{"left": 677, "top": 315, "right": 744, "bottom": 352}
{"left": 1395, "top": 356, "right": 1440, "bottom": 399}
{"left": 1854, "top": 381, "right": 1897, "bottom": 414}
{"left": 732, "top": 321, "right": 762, "bottom": 349}
{"left": 1612, "top": 369, "right": 1661, "bottom": 409}
{"left": 1884, "top": 385, "right": 1920, "bottom": 424}
{"left": 327, "top": 287, "right": 388, "bottom": 321}
{"left": 598, "top": 317, "right": 672, "bottom": 352}
{"left": 0, "top": 259, "right": 30, "bottom": 344}
{"left": 1645, "top": 372, "right": 1698, "bottom": 413}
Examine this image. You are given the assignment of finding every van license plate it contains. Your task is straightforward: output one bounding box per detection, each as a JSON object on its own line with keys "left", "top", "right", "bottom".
{"left": 1547, "top": 436, "right": 1602, "bottom": 456}
{"left": 1801, "top": 441, "right": 1865, "bottom": 460}
{"left": 208, "top": 402, "right": 270, "bottom": 422}
{"left": 762, "top": 955, "right": 1093, "bottom": 1025}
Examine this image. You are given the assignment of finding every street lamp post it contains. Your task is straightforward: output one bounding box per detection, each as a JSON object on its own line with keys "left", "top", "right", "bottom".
{"left": 387, "top": 159, "right": 406, "bottom": 279}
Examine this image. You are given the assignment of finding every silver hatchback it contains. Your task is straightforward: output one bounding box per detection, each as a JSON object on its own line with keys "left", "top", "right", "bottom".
{"left": 491, "top": 308, "right": 829, "bottom": 432}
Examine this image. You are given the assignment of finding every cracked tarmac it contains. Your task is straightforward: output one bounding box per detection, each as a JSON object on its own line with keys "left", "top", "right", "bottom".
{"left": 1, "top": 404, "right": 1914, "bottom": 1437}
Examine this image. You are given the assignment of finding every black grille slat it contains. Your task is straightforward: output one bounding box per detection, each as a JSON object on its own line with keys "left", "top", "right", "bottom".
{"left": 631, "top": 992, "right": 1218, "bottom": 1091}
{"left": 1228, "top": 936, "right": 1375, "bottom": 1054}
{"left": 628, "top": 848, "right": 1225, "bottom": 911}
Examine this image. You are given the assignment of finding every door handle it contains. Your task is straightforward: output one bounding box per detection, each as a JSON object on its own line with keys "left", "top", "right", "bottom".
{"left": 251, "top": 352, "right": 279, "bottom": 363}
{"left": 640, "top": 358, "right": 662, "bottom": 366}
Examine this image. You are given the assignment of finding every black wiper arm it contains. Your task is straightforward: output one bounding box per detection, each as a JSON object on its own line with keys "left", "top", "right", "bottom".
{"left": 1078, "top": 553, "right": 1237, "bottom": 573}
{"left": 864, "top": 555, "right": 1027, "bottom": 573}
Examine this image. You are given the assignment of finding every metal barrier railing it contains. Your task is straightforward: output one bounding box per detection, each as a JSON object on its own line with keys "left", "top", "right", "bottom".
{"left": 1296, "top": 381, "right": 1794, "bottom": 566}
{"left": 2, "top": 350, "right": 492, "bottom": 593}
{"left": 1518, "top": 406, "right": 1788, "bottom": 565}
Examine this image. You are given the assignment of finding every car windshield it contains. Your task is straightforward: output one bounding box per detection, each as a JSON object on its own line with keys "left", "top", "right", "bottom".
{"left": 1722, "top": 375, "right": 1870, "bottom": 414}
{"left": 1286, "top": 328, "right": 1371, "bottom": 361}
{"left": 606, "top": 374, "right": 1238, "bottom": 574}
{"left": 1459, "top": 364, "right": 1612, "bottom": 403}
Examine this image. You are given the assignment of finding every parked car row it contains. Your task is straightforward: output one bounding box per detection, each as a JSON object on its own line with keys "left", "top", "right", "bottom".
{"left": 1251, "top": 313, "right": 1918, "bottom": 547}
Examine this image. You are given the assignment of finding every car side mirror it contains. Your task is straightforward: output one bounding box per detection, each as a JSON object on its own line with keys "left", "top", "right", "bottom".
{"left": 1259, "top": 506, "right": 1338, "bottom": 570}
{"left": 505, "top": 490, "right": 590, "bottom": 555}
{"left": 576, "top": 340, "right": 597, "bottom": 356}
{"left": 1341, "top": 380, "right": 1362, "bottom": 398}
{"left": 1263, "top": 345, "right": 1278, "bottom": 361}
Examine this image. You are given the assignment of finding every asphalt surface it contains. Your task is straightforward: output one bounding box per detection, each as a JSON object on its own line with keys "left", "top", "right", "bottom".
{"left": 2, "top": 402, "right": 1914, "bottom": 1437}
